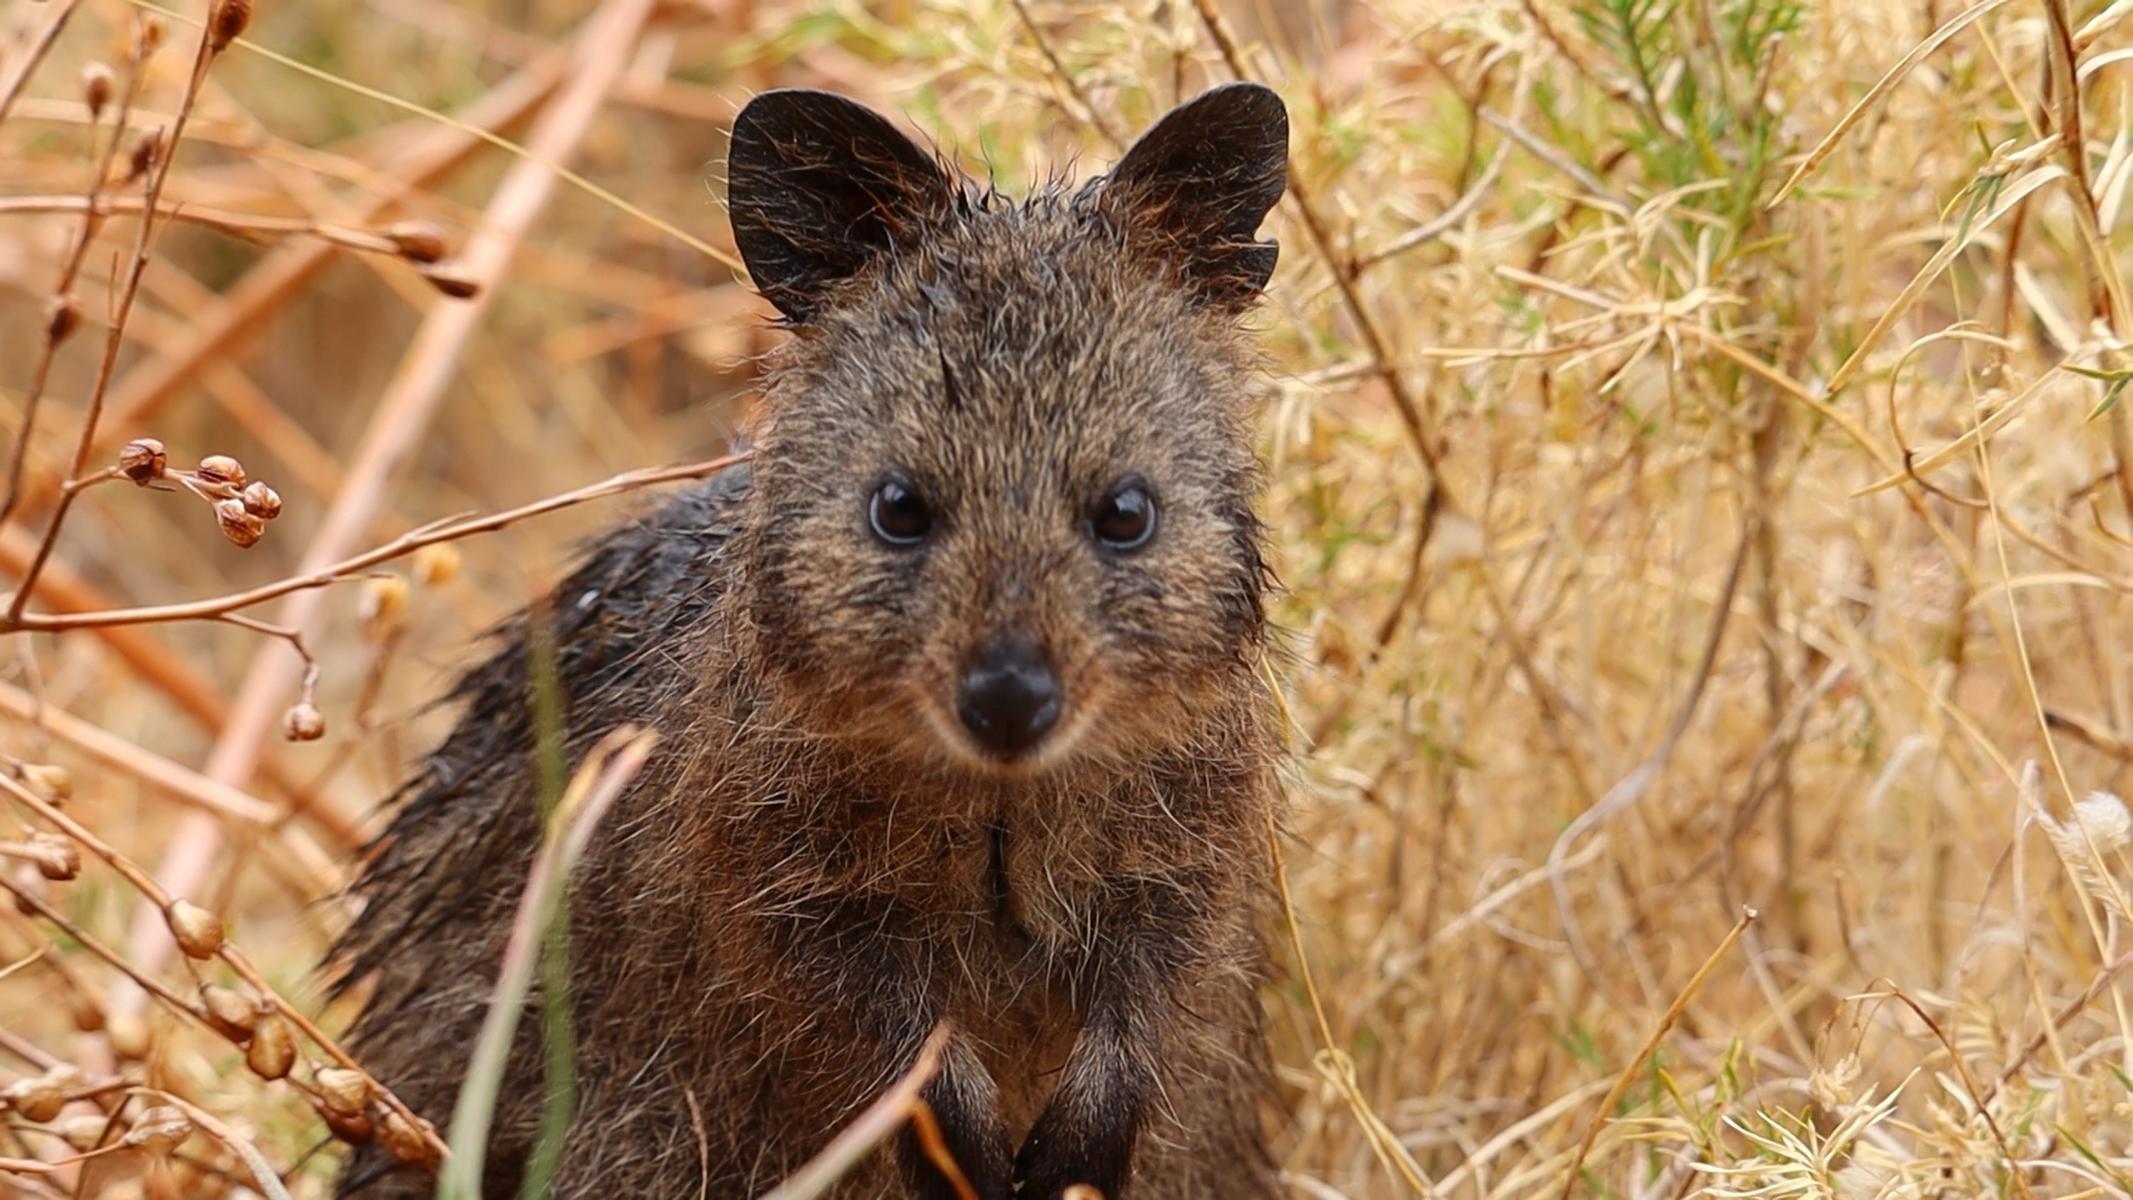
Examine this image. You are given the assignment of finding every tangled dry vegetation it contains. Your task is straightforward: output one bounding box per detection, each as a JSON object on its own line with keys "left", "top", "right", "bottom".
{"left": 1, "top": 0, "right": 2131, "bottom": 1195}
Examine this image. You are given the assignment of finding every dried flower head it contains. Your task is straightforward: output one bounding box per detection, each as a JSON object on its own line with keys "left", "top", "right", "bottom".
{"left": 1809, "top": 1050, "right": 1863, "bottom": 1111}
{"left": 361, "top": 575, "right": 410, "bottom": 642}
{"left": 135, "top": 13, "right": 167, "bottom": 52}
{"left": 127, "top": 128, "right": 162, "bottom": 183}
{"left": 284, "top": 702, "right": 325, "bottom": 742}
{"left": 80, "top": 63, "right": 114, "bottom": 120}
{"left": 377, "top": 1107, "right": 436, "bottom": 1166}
{"left": 123, "top": 1105, "right": 192, "bottom": 1154}
{"left": 20, "top": 762, "right": 72, "bottom": 802}
{"left": 216, "top": 498, "right": 265, "bottom": 548}
{"left": 21, "top": 832, "right": 80, "bottom": 881}
{"left": 323, "top": 1103, "right": 374, "bottom": 1144}
{"left": 246, "top": 1011, "right": 296, "bottom": 1079}
{"left": 45, "top": 294, "right": 80, "bottom": 343}
{"left": 384, "top": 220, "right": 448, "bottom": 264}
{"left": 68, "top": 986, "right": 105, "bottom": 1033}
{"left": 413, "top": 543, "right": 462, "bottom": 586}
{"left": 166, "top": 899, "right": 224, "bottom": 959}
{"left": 241, "top": 480, "right": 283, "bottom": 520}
{"left": 200, "top": 983, "right": 257, "bottom": 1041}
{"left": 119, "top": 437, "right": 168, "bottom": 485}
{"left": 2047, "top": 791, "right": 2133, "bottom": 855}
{"left": 195, "top": 454, "right": 246, "bottom": 489}
{"left": 418, "top": 262, "right": 481, "bottom": 299}
{"left": 104, "top": 1012, "right": 150, "bottom": 1060}
{"left": 208, "top": 0, "right": 252, "bottom": 51}
{"left": 315, "top": 1067, "right": 371, "bottom": 1117}
{"left": 4, "top": 1075, "right": 65, "bottom": 1122}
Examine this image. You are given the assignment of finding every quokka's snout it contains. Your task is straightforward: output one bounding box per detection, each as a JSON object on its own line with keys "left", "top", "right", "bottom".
{"left": 956, "top": 630, "right": 1062, "bottom": 760}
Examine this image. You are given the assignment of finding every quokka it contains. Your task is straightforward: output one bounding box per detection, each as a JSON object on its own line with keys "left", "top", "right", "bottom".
{"left": 336, "top": 81, "right": 1291, "bottom": 1200}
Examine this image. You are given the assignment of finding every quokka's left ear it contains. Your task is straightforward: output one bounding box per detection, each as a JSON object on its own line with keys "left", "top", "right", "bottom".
{"left": 1101, "top": 82, "right": 1289, "bottom": 309}
{"left": 727, "top": 89, "right": 956, "bottom": 323}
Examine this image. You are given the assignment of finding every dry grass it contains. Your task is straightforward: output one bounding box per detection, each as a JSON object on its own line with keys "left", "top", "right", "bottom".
{"left": 1, "top": 0, "right": 2131, "bottom": 1195}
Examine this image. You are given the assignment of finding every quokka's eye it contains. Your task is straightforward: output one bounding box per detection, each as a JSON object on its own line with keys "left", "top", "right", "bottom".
{"left": 1090, "top": 478, "right": 1157, "bottom": 552}
{"left": 868, "top": 476, "right": 933, "bottom": 546}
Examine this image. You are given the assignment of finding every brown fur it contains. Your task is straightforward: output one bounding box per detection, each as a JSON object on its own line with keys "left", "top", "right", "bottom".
{"left": 334, "top": 86, "right": 1289, "bottom": 1200}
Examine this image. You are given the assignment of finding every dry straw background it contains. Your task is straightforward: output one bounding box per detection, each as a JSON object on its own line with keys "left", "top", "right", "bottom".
{"left": 1, "top": 0, "right": 2132, "bottom": 1195}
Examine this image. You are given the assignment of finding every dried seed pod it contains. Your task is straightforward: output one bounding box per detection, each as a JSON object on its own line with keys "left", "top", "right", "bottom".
{"left": 216, "top": 499, "right": 265, "bottom": 548}
{"left": 7, "top": 1065, "right": 81, "bottom": 1122}
{"left": 123, "top": 1105, "right": 191, "bottom": 1153}
{"left": 24, "top": 832, "right": 80, "bottom": 881}
{"left": 6, "top": 1077, "right": 65, "bottom": 1122}
{"left": 195, "top": 454, "right": 246, "bottom": 489}
{"left": 208, "top": 0, "right": 251, "bottom": 50}
{"left": 199, "top": 983, "right": 256, "bottom": 1041}
{"left": 283, "top": 703, "right": 325, "bottom": 743}
{"left": 241, "top": 480, "right": 282, "bottom": 520}
{"left": 360, "top": 576, "right": 409, "bottom": 642}
{"left": 105, "top": 1012, "right": 150, "bottom": 1060}
{"left": 59, "top": 1113, "right": 107, "bottom": 1151}
{"left": 246, "top": 1010, "right": 295, "bottom": 1079}
{"left": 165, "top": 900, "right": 223, "bottom": 959}
{"left": 321, "top": 1103, "right": 373, "bottom": 1144}
{"left": 81, "top": 63, "right": 114, "bottom": 120}
{"left": 383, "top": 220, "right": 447, "bottom": 264}
{"left": 119, "top": 437, "right": 167, "bottom": 485}
{"left": 68, "top": 986, "right": 105, "bottom": 1033}
{"left": 136, "top": 14, "right": 167, "bottom": 51}
{"left": 46, "top": 294, "right": 80, "bottom": 343}
{"left": 20, "top": 761, "right": 72, "bottom": 802}
{"left": 418, "top": 262, "right": 480, "bottom": 300}
{"left": 314, "top": 1067, "right": 370, "bottom": 1117}
{"left": 128, "top": 129, "right": 162, "bottom": 182}
{"left": 412, "top": 543, "right": 461, "bottom": 586}
{"left": 376, "top": 1107, "right": 434, "bottom": 1165}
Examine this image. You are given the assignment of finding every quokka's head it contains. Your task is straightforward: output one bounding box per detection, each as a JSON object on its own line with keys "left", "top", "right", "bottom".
{"left": 727, "top": 84, "right": 1287, "bottom": 777}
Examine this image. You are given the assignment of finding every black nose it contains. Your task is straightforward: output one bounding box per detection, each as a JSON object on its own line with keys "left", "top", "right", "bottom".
{"left": 956, "top": 634, "right": 1061, "bottom": 758}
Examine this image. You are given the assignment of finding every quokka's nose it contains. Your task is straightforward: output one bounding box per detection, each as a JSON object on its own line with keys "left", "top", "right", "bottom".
{"left": 956, "top": 633, "right": 1061, "bottom": 758}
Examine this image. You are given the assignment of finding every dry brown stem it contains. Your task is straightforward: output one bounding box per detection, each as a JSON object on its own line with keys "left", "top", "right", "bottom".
{"left": 0, "top": 454, "right": 743, "bottom": 634}
{"left": 114, "top": 0, "right": 666, "bottom": 1018}
{"left": 0, "top": 194, "right": 455, "bottom": 264}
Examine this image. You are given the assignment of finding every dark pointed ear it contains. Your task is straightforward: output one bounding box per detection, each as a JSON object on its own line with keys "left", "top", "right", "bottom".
{"left": 1101, "top": 82, "right": 1288, "bottom": 308}
{"left": 727, "top": 89, "right": 955, "bottom": 322}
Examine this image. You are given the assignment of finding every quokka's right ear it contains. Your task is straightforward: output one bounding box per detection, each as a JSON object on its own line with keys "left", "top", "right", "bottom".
{"left": 1102, "top": 82, "right": 1288, "bottom": 310}
{"left": 728, "top": 89, "right": 955, "bottom": 323}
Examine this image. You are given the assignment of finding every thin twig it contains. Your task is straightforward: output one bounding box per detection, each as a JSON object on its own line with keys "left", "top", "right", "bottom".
{"left": 0, "top": 194, "right": 452, "bottom": 262}
{"left": 1546, "top": 506, "right": 1757, "bottom": 986}
{"left": 8, "top": 6, "right": 232, "bottom": 620}
{"left": 4, "top": 46, "right": 571, "bottom": 523}
{"left": 1557, "top": 908, "right": 1756, "bottom": 1199}
{"left": 1, "top": 26, "right": 151, "bottom": 530}
{"left": 115, "top": 0, "right": 664, "bottom": 1037}
{"left": 0, "top": 0, "right": 82, "bottom": 124}
{"left": 1190, "top": 0, "right": 1458, "bottom": 691}
{"left": 0, "top": 681, "right": 277, "bottom": 826}
{"left": 3, "top": 454, "right": 745, "bottom": 632}
{"left": 129, "top": 1090, "right": 294, "bottom": 1200}
{"left": 1007, "top": 0, "right": 1122, "bottom": 146}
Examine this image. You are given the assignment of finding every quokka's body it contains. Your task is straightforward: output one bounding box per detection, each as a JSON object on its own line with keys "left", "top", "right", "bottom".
{"left": 336, "top": 83, "right": 1291, "bottom": 1199}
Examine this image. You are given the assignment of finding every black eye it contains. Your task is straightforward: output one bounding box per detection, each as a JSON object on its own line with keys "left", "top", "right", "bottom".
{"left": 1091, "top": 479, "right": 1157, "bottom": 552}
{"left": 869, "top": 476, "right": 933, "bottom": 546}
